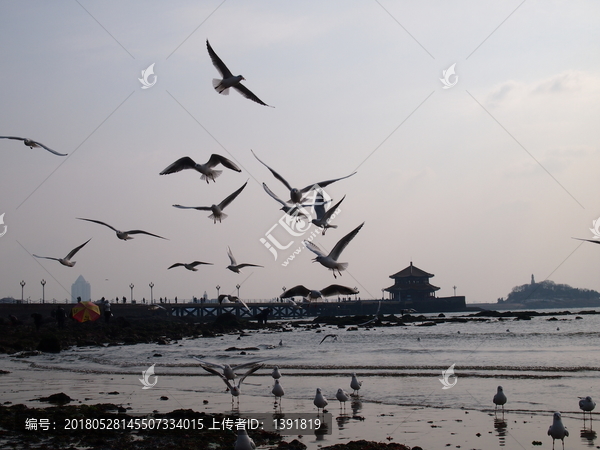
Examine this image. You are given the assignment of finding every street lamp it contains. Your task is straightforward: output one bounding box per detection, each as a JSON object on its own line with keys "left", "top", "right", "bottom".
{"left": 149, "top": 282, "right": 154, "bottom": 304}
{"left": 130, "top": 283, "right": 134, "bottom": 303}
{"left": 453, "top": 285, "right": 457, "bottom": 296}
{"left": 20, "top": 280, "right": 25, "bottom": 303}
{"left": 236, "top": 284, "right": 240, "bottom": 298}
{"left": 216, "top": 285, "right": 220, "bottom": 298}
{"left": 41, "top": 279, "right": 46, "bottom": 304}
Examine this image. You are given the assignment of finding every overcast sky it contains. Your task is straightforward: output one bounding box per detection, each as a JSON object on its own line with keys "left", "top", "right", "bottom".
{"left": 1, "top": 0, "right": 599, "bottom": 304}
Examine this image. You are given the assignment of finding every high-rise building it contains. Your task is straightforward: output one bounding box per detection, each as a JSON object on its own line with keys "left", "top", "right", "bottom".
{"left": 71, "top": 275, "right": 91, "bottom": 303}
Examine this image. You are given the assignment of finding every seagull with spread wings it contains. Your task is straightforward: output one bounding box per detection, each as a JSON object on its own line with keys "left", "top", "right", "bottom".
{"left": 192, "top": 356, "right": 264, "bottom": 381}
{"left": 252, "top": 150, "right": 355, "bottom": 204}
{"left": 159, "top": 154, "right": 241, "bottom": 183}
{"left": 206, "top": 40, "right": 272, "bottom": 107}
{"left": 226, "top": 246, "right": 263, "bottom": 274}
{"left": 201, "top": 363, "right": 264, "bottom": 407}
{"left": 218, "top": 294, "right": 251, "bottom": 313}
{"left": 304, "top": 222, "right": 364, "bottom": 278}
{"left": 77, "top": 218, "right": 167, "bottom": 241}
{"left": 172, "top": 181, "right": 247, "bottom": 224}
{"left": 0, "top": 136, "right": 67, "bottom": 156}
{"left": 33, "top": 238, "right": 91, "bottom": 267}
{"left": 281, "top": 284, "right": 358, "bottom": 302}
{"left": 312, "top": 193, "right": 345, "bottom": 235}
{"left": 168, "top": 261, "right": 213, "bottom": 271}
{"left": 262, "top": 183, "right": 310, "bottom": 219}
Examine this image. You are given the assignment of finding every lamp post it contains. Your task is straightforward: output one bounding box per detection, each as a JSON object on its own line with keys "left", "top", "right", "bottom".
{"left": 236, "top": 284, "right": 240, "bottom": 299}
{"left": 453, "top": 285, "right": 457, "bottom": 296}
{"left": 216, "top": 285, "right": 220, "bottom": 298}
{"left": 149, "top": 282, "right": 154, "bottom": 304}
{"left": 20, "top": 280, "right": 25, "bottom": 303}
{"left": 41, "top": 279, "right": 46, "bottom": 304}
{"left": 130, "top": 283, "right": 134, "bottom": 303}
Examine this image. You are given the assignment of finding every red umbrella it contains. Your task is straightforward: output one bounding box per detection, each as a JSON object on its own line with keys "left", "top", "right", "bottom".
{"left": 71, "top": 301, "right": 101, "bottom": 323}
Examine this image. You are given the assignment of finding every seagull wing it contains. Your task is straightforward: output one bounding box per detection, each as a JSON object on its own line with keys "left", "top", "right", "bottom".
{"left": 238, "top": 364, "right": 264, "bottom": 386}
{"left": 329, "top": 222, "right": 364, "bottom": 260}
{"left": 236, "top": 297, "right": 252, "bottom": 313}
{"left": 236, "top": 263, "right": 263, "bottom": 269}
{"left": 0, "top": 136, "right": 25, "bottom": 142}
{"left": 200, "top": 365, "right": 234, "bottom": 390}
{"left": 168, "top": 263, "right": 184, "bottom": 269}
{"left": 32, "top": 255, "right": 60, "bottom": 262}
{"left": 281, "top": 285, "right": 311, "bottom": 298}
{"left": 218, "top": 181, "right": 248, "bottom": 210}
{"left": 206, "top": 40, "right": 233, "bottom": 78}
{"left": 77, "top": 218, "right": 119, "bottom": 233}
{"left": 313, "top": 192, "right": 327, "bottom": 220}
{"left": 320, "top": 284, "right": 358, "bottom": 297}
{"left": 207, "top": 154, "right": 241, "bottom": 172}
{"left": 227, "top": 247, "right": 237, "bottom": 266}
{"left": 125, "top": 230, "right": 167, "bottom": 240}
{"left": 65, "top": 238, "right": 92, "bottom": 260}
{"left": 159, "top": 156, "right": 196, "bottom": 175}
{"left": 304, "top": 241, "right": 326, "bottom": 258}
{"left": 172, "top": 205, "right": 212, "bottom": 211}
{"left": 300, "top": 172, "right": 357, "bottom": 194}
{"left": 572, "top": 237, "right": 600, "bottom": 244}
{"left": 189, "top": 261, "right": 213, "bottom": 267}
{"left": 262, "top": 182, "right": 287, "bottom": 207}
{"left": 233, "top": 83, "right": 271, "bottom": 107}
{"left": 322, "top": 195, "right": 346, "bottom": 222}
{"left": 231, "top": 360, "right": 267, "bottom": 371}
{"left": 251, "top": 150, "right": 293, "bottom": 192}
{"left": 28, "top": 139, "right": 67, "bottom": 156}
{"left": 191, "top": 357, "right": 225, "bottom": 370}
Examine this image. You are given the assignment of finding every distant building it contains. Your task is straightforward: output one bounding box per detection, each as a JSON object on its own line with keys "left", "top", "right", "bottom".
{"left": 71, "top": 275, "right": 91, "bottom": 303}
{"left": 384, "top": 262, "right": 466, "bottom": 312}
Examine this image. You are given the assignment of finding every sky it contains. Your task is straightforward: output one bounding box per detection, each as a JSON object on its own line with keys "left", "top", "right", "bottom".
{"left": 1, "top": 0, "right": 599, "bottom": 304}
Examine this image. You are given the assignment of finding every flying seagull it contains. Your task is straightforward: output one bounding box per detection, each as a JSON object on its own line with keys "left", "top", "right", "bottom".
{"left": 206, "top": 40, "right": 272, "bottom": 107}
{"left": 173, "top": 181, "right": 247, "bottom": 224}
{"left": 252, "top": 150, "right": 356, "bottom": 204}
{"left": 262, "top": 183, "right": 309, "bottom": 219}
{"left": 319, "top": 334, "right": 338, "bottom": 345}
{"left": 218, "top": 294, "right": 251, "bottom": 313}
{"left": 201, "top": 363, "right": 264, "bottom": 406}
{"left": 226, "top": 246, "right": 263, "bottom": 274}
{"left": 77, "top": 218, "right": 167, "bottom": 241}
{"left": 159, "top": 154, "right": 241, "bottom": 183}
{"left": 33, "top": 238, "right": 91, "bottom": 267}
{"left": 281, "top": 284, "right": 358, "bottom": 302}
{"left": 304, "top": 222, "right": 365, "bottom": 278}
{"left": 168, "top": 261, "right": 213, "bottom": 271}
{"left": 0, "top": 136, "right": 67, "bottom": 156}
{"left": 312, "top": 193, "right": 345, "bottom": 235}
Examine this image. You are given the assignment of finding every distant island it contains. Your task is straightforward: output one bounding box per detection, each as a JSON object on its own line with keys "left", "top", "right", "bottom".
{"left": 496, "top": 275, "right": 600, "bottom": 309}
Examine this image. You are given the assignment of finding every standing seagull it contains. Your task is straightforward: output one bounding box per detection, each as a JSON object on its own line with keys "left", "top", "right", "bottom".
{"left": 33, "top": 238, "right": 91, "bottom": 267}
{"left": 0, "top": 136, "right": 67, "bottom": 156}
{"left": 272, "top": 379, "right": 285, "bottom": 404}
{"left": 548, "top": 411, "right": 569, "bottom": 450}
{"left": 281, "top": 284, "right": 358, "bottom": 302}
{"left": 252, "top": 150, "right": 356, "bottom": 204}
{"left": 313, "top": 388, "right": 328, "bottom": 413}
{"left": 167, "top": 261, "right": 213, "bottom": 271}
{"left": 159, "top": 154, "right": 241, "bottom": 183}
{"left": 206, "top": 40, "right": 272, "bottom": 107}
{"left": 226, "top": 247, "right": 263, "bottom": 274}
{"left": 304, "top": 222, "right": 365, "bottom": 278}
{"left": 173, "top": 181, "right": 247, "bottom": 224}
{"left": 312, "top": 193, "right": 345, "bottom": 235}
{"left": 77, "top": 218, "right": 167, "bottom": 241}
{"left": 350, "top": 373, "right": 362, "bottom": 395}
{"left": 271, "top": 367, "right": 282, "bottom": 380}
{"left": 234, "top": 428, "right": 256, "bottom": 450}
{"left": 336, "top": 388, "right": 350, "bottom": 409}
{"left": 201, "top": 363, "right": 263, "bottom": 407}
{"left": 493, "top": 386, "right": 507, "bottom": 413}
{"left": 579, "top": 396, "right": 596, "bottom": 421}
